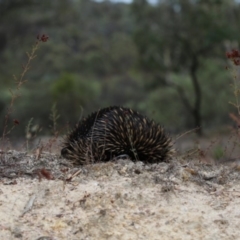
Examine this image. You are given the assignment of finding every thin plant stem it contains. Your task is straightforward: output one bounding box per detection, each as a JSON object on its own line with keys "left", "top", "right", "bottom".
{"left": 1, "top": 34, "right": 49, "bottom": 142}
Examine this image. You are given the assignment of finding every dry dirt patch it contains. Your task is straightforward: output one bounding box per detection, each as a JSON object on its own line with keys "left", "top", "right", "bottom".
{"left": 0, "top": 151, "right": 240, "bottom": 240}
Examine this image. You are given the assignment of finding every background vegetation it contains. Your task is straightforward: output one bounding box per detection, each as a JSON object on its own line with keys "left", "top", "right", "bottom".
{"left": 0, "top": 0, "right": 240, "bottom": 140}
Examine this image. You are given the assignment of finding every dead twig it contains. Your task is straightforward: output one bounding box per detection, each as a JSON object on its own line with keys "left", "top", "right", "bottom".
{"left": 20, "top": 194, "right": 36, "bottom": 217}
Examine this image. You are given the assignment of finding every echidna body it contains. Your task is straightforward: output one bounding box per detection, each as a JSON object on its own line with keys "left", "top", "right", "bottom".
{"left": 61, "top": 106, "right": 174, "bottom": 165}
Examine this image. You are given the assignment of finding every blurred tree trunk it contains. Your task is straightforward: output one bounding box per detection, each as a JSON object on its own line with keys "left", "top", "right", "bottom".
{"left": 190, "top": 55, "right": 202, "bottom": 135}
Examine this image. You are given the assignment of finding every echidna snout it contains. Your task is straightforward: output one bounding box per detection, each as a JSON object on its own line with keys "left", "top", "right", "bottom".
{"left": 61, "top": 147, "right": 70, "bottom": 158}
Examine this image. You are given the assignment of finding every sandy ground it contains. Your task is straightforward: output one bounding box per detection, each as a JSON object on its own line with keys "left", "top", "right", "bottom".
{"left": 1, "top": 151, "right": 240, "bottom": 240}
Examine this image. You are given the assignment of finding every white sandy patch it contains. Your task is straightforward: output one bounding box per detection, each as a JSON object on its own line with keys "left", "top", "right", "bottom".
{"left": 1, "top": 161, "right": 240, "bottom": 240}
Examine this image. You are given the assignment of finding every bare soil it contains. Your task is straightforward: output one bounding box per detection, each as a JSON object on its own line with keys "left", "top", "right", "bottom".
{"left": 1, "top": 150, "right": 240, "bottom": 240}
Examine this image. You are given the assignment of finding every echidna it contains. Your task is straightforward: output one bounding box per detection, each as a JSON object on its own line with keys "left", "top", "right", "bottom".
{"left": 61, "top": 106, "right": 174, "bottom": 165}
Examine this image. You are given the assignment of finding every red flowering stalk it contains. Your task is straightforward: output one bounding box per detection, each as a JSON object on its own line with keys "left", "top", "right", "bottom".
{"left": 226, "top": 49, "right": 240, "bottom": 66}
{"left": 37, "top": 34, "right": 49, "bottom": 43}
{"left": 1, "top": 34, "right": 49, "bottom": 141}
{"left": 226, "top": 49, "right": 240, "bottom": 115}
